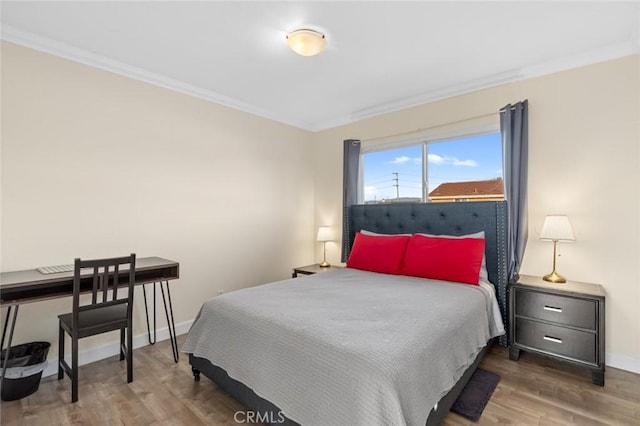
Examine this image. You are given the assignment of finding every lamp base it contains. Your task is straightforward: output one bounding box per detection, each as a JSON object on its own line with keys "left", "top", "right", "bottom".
{"left": 543, "top": 271, "right": 566, "bottom": 283}
{"left": 319, "top": 260, "right": 330, "bottom": 268}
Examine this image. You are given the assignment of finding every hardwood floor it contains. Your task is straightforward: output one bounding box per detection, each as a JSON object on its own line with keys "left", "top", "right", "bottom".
{"left": 1, "top": 336, "right": 639, "bottom": 425}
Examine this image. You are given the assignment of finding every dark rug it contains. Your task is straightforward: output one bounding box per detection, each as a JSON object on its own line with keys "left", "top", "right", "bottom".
{"left": 450, "top": 368, "right": 500, "bottom": 422}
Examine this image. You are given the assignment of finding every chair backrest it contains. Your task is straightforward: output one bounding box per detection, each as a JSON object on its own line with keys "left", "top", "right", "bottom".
{"left": 72, "top": 254, "right": 136, "bottom": 327}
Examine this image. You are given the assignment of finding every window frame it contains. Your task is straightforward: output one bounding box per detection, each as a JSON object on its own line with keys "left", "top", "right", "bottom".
{"left": 358, "top": 124, "right": 501, "bottom": 204}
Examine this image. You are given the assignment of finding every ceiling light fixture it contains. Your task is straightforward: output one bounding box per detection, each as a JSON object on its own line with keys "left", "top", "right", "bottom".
{"left": 286, "top": 29, "right": 326, "bottom": 57}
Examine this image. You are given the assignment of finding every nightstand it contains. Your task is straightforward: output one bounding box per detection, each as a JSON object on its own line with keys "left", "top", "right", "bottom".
{"left": 509, "top": 274, "right": 605, "bottom": 386}
{"left": 292, "top": 264, "right": 342, "bottom": 278}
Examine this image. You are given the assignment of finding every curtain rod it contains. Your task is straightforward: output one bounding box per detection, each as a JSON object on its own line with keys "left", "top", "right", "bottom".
{"left": 361, "top": 111, "right": 498, "bottom": 143}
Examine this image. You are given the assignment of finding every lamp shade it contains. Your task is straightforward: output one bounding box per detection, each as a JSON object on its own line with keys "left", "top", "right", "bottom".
{"left": 286, "top": 29, "right": 327, "bottom": 56}
{"left": 316, "top": 226, "right": 332, "bottom": 242}
{"left": 540, "top": 215, "right": 575, "bottom": 242}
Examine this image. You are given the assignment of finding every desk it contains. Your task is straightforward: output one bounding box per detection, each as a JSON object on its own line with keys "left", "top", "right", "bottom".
{"left": 0, "top": 257, "right": 180, "bottom": 383}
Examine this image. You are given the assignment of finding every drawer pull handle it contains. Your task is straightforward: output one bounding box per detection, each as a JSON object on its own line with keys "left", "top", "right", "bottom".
{"left": 543, "top": 305, "right": 563, "bottom": 313}
{"left": 543, "top": 335, "right": 563, "bottom": 344}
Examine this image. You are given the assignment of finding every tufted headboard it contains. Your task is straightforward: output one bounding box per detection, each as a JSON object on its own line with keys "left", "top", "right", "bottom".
{"left": 346, "top": 201, "right": 508, "bottom": 346}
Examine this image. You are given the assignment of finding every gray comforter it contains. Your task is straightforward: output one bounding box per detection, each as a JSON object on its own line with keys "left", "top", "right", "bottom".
{"left": 182, "top": 268, "right": 503, "bottom": 426}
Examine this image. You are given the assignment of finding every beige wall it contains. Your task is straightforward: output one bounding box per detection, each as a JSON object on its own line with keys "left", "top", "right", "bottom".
{"left": 313, "top": 55, "right": 640, "bottom": 370}
{"left": 1, "top": 42, "right": 315, "bottom": 361}
{"left": 2, "top": 41, "right": 639, "bottom": 373}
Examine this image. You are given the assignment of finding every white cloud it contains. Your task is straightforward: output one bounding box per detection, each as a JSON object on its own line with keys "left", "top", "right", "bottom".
{"left": 386, "top": 156, "right": 410, "bottom": 164}
{"left": 428, "top": 154, "right": 445, "bottom": 165}
{"left": 428, "top": 154, "right": 477, "bottom": 167}
{"left": 364, "top": 185, "right": 377, "bottom": 194}
{"left": 384, "top": 156, "right": 422, "bottom": 165}
{"left": 453, "top": 159, "right": 478, "bottom": 167}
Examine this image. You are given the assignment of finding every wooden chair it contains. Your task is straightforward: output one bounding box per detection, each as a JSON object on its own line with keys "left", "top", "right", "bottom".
{"left": 58, "top": 254, "right": 136, "bottom": 403}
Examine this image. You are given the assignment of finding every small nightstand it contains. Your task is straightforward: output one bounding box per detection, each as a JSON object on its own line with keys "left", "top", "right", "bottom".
{"left": 292, "top": 264, "right": 342, "bottom": 278}
{"left": 509, "top": 274, "right": 605, "bottom": 385}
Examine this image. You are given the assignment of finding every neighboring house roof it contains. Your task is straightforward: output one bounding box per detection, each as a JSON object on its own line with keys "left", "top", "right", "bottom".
{"left": 429, "top": 178, "right": 504, "bottom": 198}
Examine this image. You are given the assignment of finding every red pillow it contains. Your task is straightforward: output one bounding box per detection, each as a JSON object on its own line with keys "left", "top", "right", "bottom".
{"left": 347, "top": 232, "right": 410, "bottom": 275}
{"left": 402, "top": 234, "right": 485, "bottom": 285}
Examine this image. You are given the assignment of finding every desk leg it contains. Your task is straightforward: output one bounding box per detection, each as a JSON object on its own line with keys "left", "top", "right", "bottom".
{"left": 142, "top": 284, "right": 157, "bottom": 345}
{"left": 143, "top": 281, "right": 179, "bottom": 363}
{"left": 160, "top": 281, "right": 179, "bottom": 363}
{"left": 1, "top": 305, "right": 19, "bottom": 387}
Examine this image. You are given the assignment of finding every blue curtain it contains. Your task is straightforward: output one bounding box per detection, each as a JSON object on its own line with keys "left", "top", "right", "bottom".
{"left": 501, "top": 100, "right": 528, "bottom": 283}
{"left": 341, "top": 139, "right": 361, "bottom": 262}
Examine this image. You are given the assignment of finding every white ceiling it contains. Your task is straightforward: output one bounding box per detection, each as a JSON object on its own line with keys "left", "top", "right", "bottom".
{"left": 2, "top": 2, "right": 639, "bottom": 131}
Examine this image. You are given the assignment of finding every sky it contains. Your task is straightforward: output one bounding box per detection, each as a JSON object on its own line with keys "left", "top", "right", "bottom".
{"left": 362, "top": 133, "right": 502, "bottom": 202}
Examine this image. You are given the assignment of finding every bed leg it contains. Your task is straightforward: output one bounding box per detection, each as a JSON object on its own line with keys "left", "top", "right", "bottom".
{"left": 192, "top": 366, "right": 201, "bottom": 381}
{"left": 591, "top": 369, "right": 604, "bottom": 386}
{"left": 509, "top": 347, "right": 521, "bottom": 361}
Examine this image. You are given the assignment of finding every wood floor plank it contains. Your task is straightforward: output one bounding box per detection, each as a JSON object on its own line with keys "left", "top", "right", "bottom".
{"left": 1, "top": 337, "right": 639, "bottom": 425}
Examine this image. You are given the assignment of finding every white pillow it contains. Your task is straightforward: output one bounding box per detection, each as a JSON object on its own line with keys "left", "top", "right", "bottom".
{"left": 415, "top": 231, "right": 489, "bottom": 282}
{"left": 360, "top": 229, "right": 412, "bottom": 237}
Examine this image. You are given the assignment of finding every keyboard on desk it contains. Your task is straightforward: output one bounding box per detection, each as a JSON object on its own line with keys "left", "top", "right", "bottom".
{"left": 36, "top": 264, "right": 74, "bottom": 274}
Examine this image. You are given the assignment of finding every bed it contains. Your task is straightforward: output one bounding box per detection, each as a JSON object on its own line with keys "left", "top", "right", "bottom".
{"left": 184, "top": 201, "right": 508, "bottom": 426}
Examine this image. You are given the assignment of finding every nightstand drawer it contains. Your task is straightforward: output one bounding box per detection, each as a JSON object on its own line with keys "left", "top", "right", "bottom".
{"left": 515, "top": 289, "right": 596, "bottom": 329}
{"left": 515, "top": 318, "right": 596, "bottom": 364}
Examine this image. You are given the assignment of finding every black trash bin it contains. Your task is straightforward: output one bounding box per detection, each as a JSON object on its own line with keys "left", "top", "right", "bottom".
{"left": 1, "top": 341, "right": 50, "bottom": 401}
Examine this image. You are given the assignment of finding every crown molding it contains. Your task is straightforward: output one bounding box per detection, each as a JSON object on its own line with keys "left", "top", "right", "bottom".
{"left": 2, "top": 25, "right": 638, "bottom": 133}
{"left": 305, "top": 71, "right": 522, "bottom": 132}
{"left": 636, "top": 5, "right": 640, "bottom": 52}
{"left": 309, "top": 40, "right": 639, "bottom": 131}
{"left": 0, "top": 25, "right": 313, "bottom": 131}
{"left": 350, "top": 70, "right": 523, "bottom": 123}
{"left": 520, "top": 40, "right": 640, "bottom": 80}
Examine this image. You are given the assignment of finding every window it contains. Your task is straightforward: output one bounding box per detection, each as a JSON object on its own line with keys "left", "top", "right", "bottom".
{"left": 361, "top": 132, "right": 503, "bottom": 204}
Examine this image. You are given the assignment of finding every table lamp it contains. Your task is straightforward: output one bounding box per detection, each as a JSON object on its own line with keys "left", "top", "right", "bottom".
{"left": 540, "top": 215, "right": 575, "bottom": 283}
{"left": 316, "top": 226, "right": 332, "bottom": 267}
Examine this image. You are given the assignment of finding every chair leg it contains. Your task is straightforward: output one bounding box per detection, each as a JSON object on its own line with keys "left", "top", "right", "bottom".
{"left": 119, "top": 328, "right": 125, "bottom": 361}
{"left": 71, "top": 334, "right": 78, "bottom": 403}
{"left": 126, "top": 326, "right": 133, "bottom": 383}
{"left": 58, "top": 325, "right": 64, "bottom": 380}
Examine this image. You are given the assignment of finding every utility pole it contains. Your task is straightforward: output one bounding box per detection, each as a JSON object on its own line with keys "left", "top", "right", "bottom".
{"left": 393, "top": 172, "right": 399, "bottom": 200}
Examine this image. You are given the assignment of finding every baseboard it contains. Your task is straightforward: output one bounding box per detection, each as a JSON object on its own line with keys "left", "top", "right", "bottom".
{"left": 606, "top": 352, "right": 640, "bottom": 374}
{"left": 42, "top": 319, "right": 193, "bottom": 378}
{"left": 42, "top": 322, "right": 640, "bottom": 378}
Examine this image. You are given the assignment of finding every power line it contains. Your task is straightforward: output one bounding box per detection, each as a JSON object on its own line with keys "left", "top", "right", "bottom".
{"left": 366, "top": 178, "right": 394, "bottom": 185}
{"left": 367, "top": 177, "right": 421, "bottom": 184}
{"left": 400, "top": 172, "right": 423, "bottom": 178}
{"left": 365, "top": 173, "right": 396, "bottom": 181}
